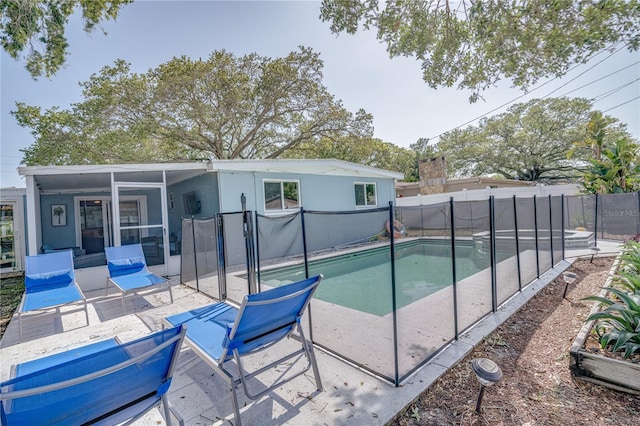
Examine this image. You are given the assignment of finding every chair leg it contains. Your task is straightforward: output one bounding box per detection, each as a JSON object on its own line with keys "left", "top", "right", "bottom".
{"left": 168, "top": 284, "right": 174, "bottom": 304}
{"left": 105, "top": 278, "right": 110, "bottom": 296}
{"left": 299, "top": 327, "right": 323, "bottom": 391}
{"left": 162, "top": 394, "right": 184, "bottom": 426}
{"left": 230, "top": 382, "right": 242, "bottom": 426}
{"left": 84, "top": 299, "right": 89, "bottom": 326}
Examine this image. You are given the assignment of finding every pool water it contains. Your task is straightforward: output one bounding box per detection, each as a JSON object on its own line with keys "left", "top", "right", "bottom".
{"left": 259, "top": 240, "right": 508, "bottom": 316}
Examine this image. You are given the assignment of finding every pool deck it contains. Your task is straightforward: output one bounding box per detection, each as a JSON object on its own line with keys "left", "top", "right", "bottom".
{"left": 0, "top": 241, "right": 621, "bottom": 425}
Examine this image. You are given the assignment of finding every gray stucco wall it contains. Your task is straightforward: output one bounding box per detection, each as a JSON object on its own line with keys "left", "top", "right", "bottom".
{"left": 217, "top": 170, "right": 397, "bottom": 214}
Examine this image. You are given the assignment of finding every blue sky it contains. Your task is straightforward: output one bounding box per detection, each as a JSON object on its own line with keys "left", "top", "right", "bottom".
{"left": 2, "top": 0, "right": 639, "bottom": 188}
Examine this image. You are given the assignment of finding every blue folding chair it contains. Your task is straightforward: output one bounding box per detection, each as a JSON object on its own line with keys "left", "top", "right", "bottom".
{"left": 105, "top": 243, "right": 173, "bottom": 310}
{"left": 0, "top": 325, "right": 187, "bottom": 425}
{"left": 19, "top": 250, "right": 89, "bottom": 339}
{"left": 164, "top": 275, "right": 323, "bottom": 425}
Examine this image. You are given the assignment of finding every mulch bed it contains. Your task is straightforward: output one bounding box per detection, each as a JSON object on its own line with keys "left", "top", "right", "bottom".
{"left": 391, "top": 256, "right": 640, "bottom": 426}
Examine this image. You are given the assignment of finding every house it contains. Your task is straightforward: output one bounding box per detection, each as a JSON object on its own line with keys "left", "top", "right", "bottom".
{"left": 9, "top": 159, "right": 402, "bottom": 287}
{"left": 0, "top": 187, "right": 26, "bottom": 275}
{"left": 396, "top": 156, "right": 533, "bottom": 198}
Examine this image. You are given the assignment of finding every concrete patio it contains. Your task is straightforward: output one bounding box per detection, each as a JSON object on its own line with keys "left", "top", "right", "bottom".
{"left": 0, "top": 241, "right": 621, "bottom": 425}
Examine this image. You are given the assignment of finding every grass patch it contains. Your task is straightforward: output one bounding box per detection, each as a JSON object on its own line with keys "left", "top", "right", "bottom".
{"left": 1, "top": 275, "right": 24, "bottom": 338}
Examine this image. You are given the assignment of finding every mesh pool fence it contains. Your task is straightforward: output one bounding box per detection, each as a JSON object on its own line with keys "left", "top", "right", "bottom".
{"left": 179, "top": 191, "right": 639, "bottom": 385}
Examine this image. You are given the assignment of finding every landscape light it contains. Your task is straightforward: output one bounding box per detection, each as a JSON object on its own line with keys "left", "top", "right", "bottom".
{"left": 471, "top": 358, "right": 503, "bottom": 413}
{"left": 589, "top": 246, "right": 601, "bottom": 263}
{"left": 562, "top": 271, "right": 578, "bottom": 298}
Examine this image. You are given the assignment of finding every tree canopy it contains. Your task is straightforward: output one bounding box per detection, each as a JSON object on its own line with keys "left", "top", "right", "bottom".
{"left": 15, "top": 47, "right": 374, "bottom": 166}
{"left": 431, "top": 97, "right": 633, "bottom": 181}
{"left": 1, "top": 0, "right": 132, "bottom": 78}
{"left": 320, "top": 0, "right": 640, "bottom": 101}
{"left": 575, "top": 112, "right": 640, "bottom": 193}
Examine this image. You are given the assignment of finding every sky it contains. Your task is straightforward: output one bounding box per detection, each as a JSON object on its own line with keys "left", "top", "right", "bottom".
{"left": 1, "top": 0, "right": 639, "bottom": 188}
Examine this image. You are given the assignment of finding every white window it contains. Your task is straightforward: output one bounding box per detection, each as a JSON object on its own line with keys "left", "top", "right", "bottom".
{"left": 264, "top": 180, "right": 300, "bottom": 212}
{"left": 354, "top": 182, "right": 377, "bottom": 207}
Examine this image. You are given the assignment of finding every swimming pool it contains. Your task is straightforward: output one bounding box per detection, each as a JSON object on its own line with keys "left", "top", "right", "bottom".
{"left": 259, "top": 240, "right": 509, "bottom": 316}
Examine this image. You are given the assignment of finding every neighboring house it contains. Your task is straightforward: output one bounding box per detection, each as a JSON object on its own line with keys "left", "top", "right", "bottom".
{"left": 397, "top": 156, "right": 535, "bottom": 198}
{"left": 13, "top": 159, "right": 402, "bottom": 287}
{"left": 396, "top": 176, "right": 535, "bottom": 198}
{"left": 0, "top": 187, "right": 26, "bottom": 275}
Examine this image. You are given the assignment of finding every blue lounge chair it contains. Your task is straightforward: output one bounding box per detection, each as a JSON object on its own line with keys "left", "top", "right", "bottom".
{"left": 164, "top": 275, "right": 323, "bottom": 425}
{"left": 0, "top": 325, "right": 187, "bottom": 425}
{"left": 19, "top": 250, "right": 89, "bottom": 339}
{"left": 105, "top": 243, "right": 173, "bottom": 310}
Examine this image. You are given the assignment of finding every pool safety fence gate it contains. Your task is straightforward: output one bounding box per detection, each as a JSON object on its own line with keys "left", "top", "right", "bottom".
{"left": 180, "top": 191, "right": 639, "bottom": 386}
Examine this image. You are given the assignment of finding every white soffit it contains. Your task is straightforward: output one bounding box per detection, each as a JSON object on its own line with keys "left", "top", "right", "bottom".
{"left": 210, "top": 159, "right": 404, "bottom": 180}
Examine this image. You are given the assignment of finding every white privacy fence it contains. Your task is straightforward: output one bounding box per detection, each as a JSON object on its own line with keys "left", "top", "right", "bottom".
{"left": 397, "top": 183, "right": 581, "bottom": 206}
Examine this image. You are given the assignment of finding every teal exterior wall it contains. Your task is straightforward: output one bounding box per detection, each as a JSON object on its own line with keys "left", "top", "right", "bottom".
{"left": 167, "top": 172, "right": 219, "bottom": 240}
{"left": 217, "top": 170, "right": 397, "bottom": 213}
{"left": 40, "top": 192, "right": 87, "bottom": 250}
{"left": 40, "top": 189, "right": 162, "bottom": 251}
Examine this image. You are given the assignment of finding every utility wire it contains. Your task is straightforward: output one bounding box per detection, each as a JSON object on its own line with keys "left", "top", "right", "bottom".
{"left": 425, "top": 43, "right": 628, "bottom": 140}
{"left": 601, "top": 96, "right": 640, "bottom": 113}
{"left": 537, "top": 44, "right": 630, "bottom": 102}
{"left": 591, "top": 78, "right": 640, "bottom": 103}
{"left": 554, "top": 61, "right": 639, "bottom": 98}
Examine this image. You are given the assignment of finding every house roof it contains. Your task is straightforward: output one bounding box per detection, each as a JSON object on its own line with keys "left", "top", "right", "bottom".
{"left": 210, "top": 159, "right": 404, "bottom": 180}
{"left": 18, "top": 162, "right": 210, "bottom": 192}
{"left": 17, "top": 159, "right": 403, "bottom": 193}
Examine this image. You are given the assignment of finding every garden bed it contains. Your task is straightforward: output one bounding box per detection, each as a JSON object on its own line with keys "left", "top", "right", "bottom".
{"left": 570, "top": 254, "right": 640, "bottom": 394}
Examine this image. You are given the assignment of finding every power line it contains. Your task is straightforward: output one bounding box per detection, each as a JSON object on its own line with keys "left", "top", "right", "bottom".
{"left": 555, "top": 61, "right": 639, "bottom": 98}
{"left": 591, "top": 78, "right": 640, "bottom": 103}
{"left": 537, "top": 44, "right": 629, "bottom": 101}
{"left": 425, "top": 43, "right": 629, "bottom": 140}
{"left": 601, "top": 96, "right": 640, "bottom": 113}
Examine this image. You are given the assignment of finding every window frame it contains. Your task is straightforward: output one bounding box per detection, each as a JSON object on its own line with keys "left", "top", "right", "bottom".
{"left": 354, "top": 182, "right": 377, "bottom": 208}
{"left": 263, "top": 179, "right": 301, "bottom": 214}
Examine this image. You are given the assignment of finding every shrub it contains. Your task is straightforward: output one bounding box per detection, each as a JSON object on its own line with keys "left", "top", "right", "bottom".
{"left": 583, "top": 241, "right": 640, "bottom": 359}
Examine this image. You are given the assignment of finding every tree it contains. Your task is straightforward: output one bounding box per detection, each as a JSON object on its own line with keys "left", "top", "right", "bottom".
{"left": 281, "top": 135, "right": 416, "bottom": 179}
{"left": 432, "top": 97, "right": 631, "bottom": 181}
{"left": 1, "top": 0, "right": 132, "bottom": 78}
{"left": 576, "top": 113, "right": 640, "bottom": 193}
{"left": 320, "top": 1, "right": 640, "bottom": 101}
{"left": 15, "top": 48, "right": 374, "bottom": 165}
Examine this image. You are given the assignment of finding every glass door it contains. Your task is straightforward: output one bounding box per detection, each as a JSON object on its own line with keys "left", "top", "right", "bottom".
{"left": 0, "top": 202, "right": 16, "bottom": 271}
{"left": 79, "top": 199, "right": 110, "bottom": 254}
{"left": 76, "top": 196, "right": 145, "bottom": 259}
{"left": 113, "top": 183, "right": 168, "bottom": 270}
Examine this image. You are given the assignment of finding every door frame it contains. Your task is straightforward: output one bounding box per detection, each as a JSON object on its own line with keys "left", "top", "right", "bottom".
{"left": 112, "top": 180, "right": 169, "bottom": 276}
{"left": 73, "top": 195, "right": 149, "bottom": 253}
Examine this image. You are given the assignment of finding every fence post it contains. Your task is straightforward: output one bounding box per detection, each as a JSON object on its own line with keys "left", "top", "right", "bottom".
{"left": 255, "top": 212, "right": 261, "bottom": 291}
{"left": 300, "top": 207, "right": 309, "bottom": 279}
{"left": 561, "top": 194, "right": 566, "bottom": 261}
{"left": 533, "top": 195, "right": 540, "bottom": 278}
{"left": 389, "top": 201, "right": 400, "bottom": 386}
{"left": 241, "top": 194, "right": 257, "bottom": 295}
{"left": 450, "top": 197, "right": 459, "bottom": 339}
{"left": 594, "top": 194, "right": 599, "bottom": 247}
{"left": 637, "top": 191, "right": 640, "bottom": 236}
{"left": 513, "top": 195, "right": 522, "bottom": 291}
{"left": 549, "top": 194, "right": 554, "bottom": 266}
{"left": 190, "top": 217, "right": 199, "bottom": 292}
{"left": 216, "top": 214, "right": 227, "bottom": 300}
{"left": 489, "top": 196, "right": 497, "bottom": 312}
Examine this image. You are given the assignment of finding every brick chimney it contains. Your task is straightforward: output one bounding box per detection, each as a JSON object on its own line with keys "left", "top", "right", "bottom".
{"left": 418, "top": 156, "right": 447, "bottom": 195}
